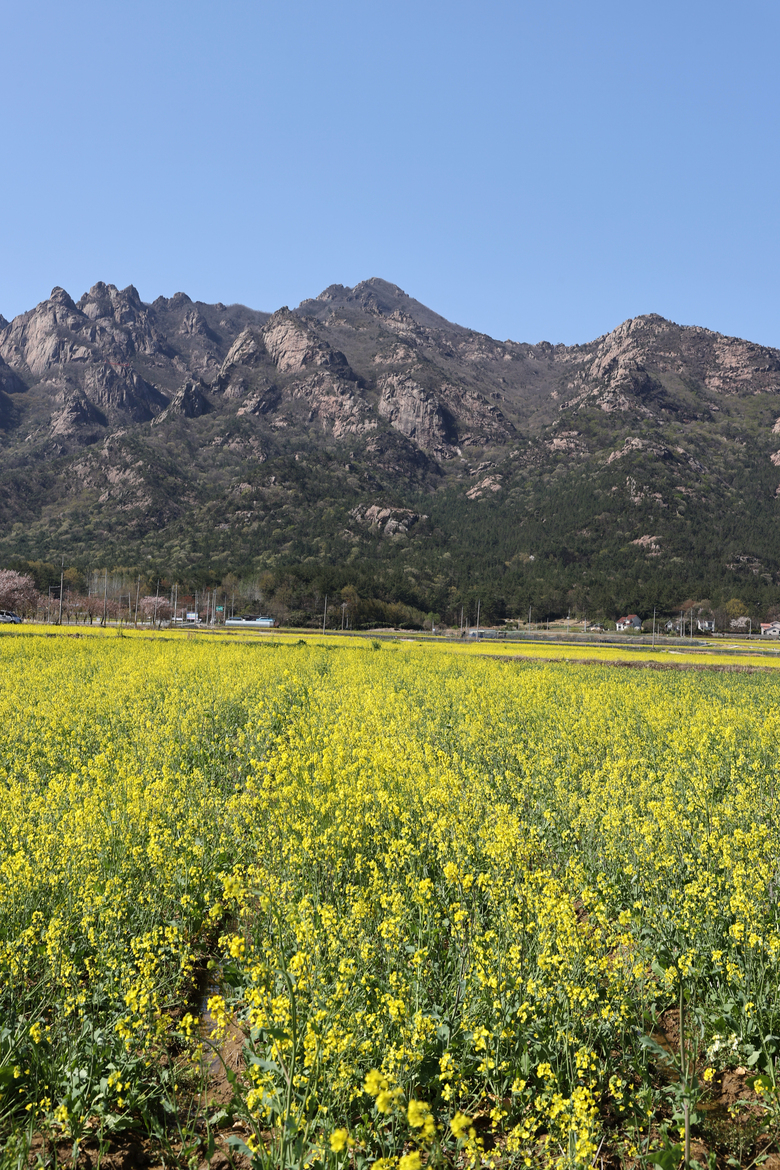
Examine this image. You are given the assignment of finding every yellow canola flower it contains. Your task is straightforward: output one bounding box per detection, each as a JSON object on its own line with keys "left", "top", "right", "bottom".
{"left": 1, "top": 629, "right": 780, "bottom": 1165}
{"left": 364, "top": 1068, "right": 387, "bottom": 1096}
{"left": 407, "top": 1099, "right": 436, "bottom": 1138}
{"left": 329, "top": 1128, "right": 348, "bottom": 1152}
{"left": 376, "top": 1089, "right": 399, "bottom": 1114}
{"left": 450, "top": 1111, "right": 471, "bottom": 1139}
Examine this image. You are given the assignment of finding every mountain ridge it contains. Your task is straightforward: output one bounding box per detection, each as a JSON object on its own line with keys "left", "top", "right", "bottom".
{"left": 0, "top": 278, "right": 778, "bottom": 624}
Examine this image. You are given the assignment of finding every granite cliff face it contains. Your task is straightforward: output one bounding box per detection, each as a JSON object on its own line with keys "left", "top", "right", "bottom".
{"left": 0, "top": 277, "right": 778, "bottom": 612}
{"left": 4, "top": 278, "right": 779, "bottom": 460}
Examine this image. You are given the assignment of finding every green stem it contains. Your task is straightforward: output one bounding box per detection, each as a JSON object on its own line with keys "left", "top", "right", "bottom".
{"left": 680, "top": 978, "right": 689, "bottom": 1169}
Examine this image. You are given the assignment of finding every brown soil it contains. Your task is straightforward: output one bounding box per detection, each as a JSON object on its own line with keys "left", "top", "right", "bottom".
{"left": 25, "top": 1024, "right": 251, "bottom": 1170}
{"left": 27, "top": 1125, "right": 253, "bottom": 1170}
{"left": 203, "top": 1021, "right": 246, "bottom": 1109}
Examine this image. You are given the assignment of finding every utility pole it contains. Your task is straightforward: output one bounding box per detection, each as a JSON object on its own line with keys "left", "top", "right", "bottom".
{"left": 476, "top": 599, "right": 481, "bottom": 642}
{"left": 652, "top": 606, "right": 656, "bottom": 648}
{"left": 58, "top": 559, "right": 64, "bottom": 626}
{"left": 322, "top": 594, "right": 328, "bottom": 635}
{"left": 528, "top": 604, "right": 532, "bottom": 634}
{"left": 103, "top": 571, "right": 108, "bottom": 626}
{"left": 134, "top": 576, "right": 140, "bottom": 627}
{"left": 153, "top": 580, "right": 160, "bottom": 628}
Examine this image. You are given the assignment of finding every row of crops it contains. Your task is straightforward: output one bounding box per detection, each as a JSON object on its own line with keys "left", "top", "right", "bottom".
{"left": 1, "top": 631, "right": 780, "bottom": 1167}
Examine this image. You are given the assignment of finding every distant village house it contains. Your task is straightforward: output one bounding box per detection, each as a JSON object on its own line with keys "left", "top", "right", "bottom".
{"left": 616, "top": 614, "right": 642, "bottom": 631}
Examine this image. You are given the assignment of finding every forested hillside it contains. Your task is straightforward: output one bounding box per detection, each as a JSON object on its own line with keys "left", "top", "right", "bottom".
{"left": 1, "top": 278, "right": 778, "bottom": 625}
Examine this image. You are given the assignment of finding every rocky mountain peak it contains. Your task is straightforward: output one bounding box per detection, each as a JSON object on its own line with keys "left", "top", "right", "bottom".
{"left": 0, "top": 277, "right": 778, "bottom": 615}
{"left": 78, "top": 282, "right": 147, "bottom": 326}
{"left": 49, "top": 286, "right": 78, "bottom": 310}
{"left": 298, "top": 278, "right": 461, "bottom": 335}
{"left": 314, "top": 284, "right": 349, "bottom": 303}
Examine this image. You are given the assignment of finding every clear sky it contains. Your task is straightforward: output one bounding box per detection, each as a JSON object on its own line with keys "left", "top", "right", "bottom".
{"left": 2, "top": 1, "right": 779, "bottom": 347}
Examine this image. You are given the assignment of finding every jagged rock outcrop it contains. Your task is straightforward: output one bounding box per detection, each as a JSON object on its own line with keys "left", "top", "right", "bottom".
{"left": 153, "top": 381, "right": 211, "bottom": 424}
{"left": 377, "top": 373, "right": 454, "bottom": 448}
{"left": 215, "top": 329, "right": 269, "bottom": 399}
{"left": 349, "top": 503, "right": 424, "bottom": 536}
{"left": 179, "top": 307, "right": 215, "bottom": 340}
{"left": 604, "top": 436, "right": 670, "bottom": 465}
{"left": 262, "top": 309, "right": 353, "bottom": 376}
{"left": 0, "top": 287, "right": 91, "bottom": 376}
{"left": 466, "top": 474, "right": 503, "bottom": 500}
{"left": 220, "top": 328, "right": 266, "bottom": 372}
{"left": 83, "top": 362, "right": 168, "bottom": 421}
{"left": 77, "top": 282, "right": 155, "bottom": 342}
{"left": 631, "top": 534, "right": 662, "bottom": 555}
{"left": 50, "top": 386, "right": 105, "bottom": 438}
{"left": 0, "top": 284, "right": 167, "bottom": 420}
{"left": 235, "top": 381, "right": 281, "bottom": 416}
{"left": 285, "top": 373, "right": 373, "bottom": 437}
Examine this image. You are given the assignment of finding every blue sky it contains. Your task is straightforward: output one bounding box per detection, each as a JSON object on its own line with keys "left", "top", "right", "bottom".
{"left": 2, "top": 1, "right": 779, "bottom": 346}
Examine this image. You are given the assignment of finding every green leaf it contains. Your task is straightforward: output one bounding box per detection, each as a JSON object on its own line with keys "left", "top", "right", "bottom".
{"left": 226, "top": 1134, "right": 255, "bottom": 1159}
{"left": 639, "top": 1033, "right": 676, "bottom": 1065}
{"left": 648, "top": 1143, "right": 683, "bottom": 1169}
{"left": 746, "top": 1073, "right": 773, "bottom": 1092}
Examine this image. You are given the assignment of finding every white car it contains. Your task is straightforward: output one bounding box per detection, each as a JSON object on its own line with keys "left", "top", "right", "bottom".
{"left": 0, "top": 611, "right": 21, "bottom": 624}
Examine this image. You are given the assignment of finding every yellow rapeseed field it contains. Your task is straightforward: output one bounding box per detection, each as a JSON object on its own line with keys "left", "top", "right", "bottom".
{"left": 1, "top": 629, "right": 780, "bottom": 1168}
